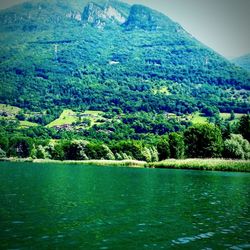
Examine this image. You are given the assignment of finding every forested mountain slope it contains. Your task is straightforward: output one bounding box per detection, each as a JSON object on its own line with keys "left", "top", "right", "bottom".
{"left": 0, "top": 0, "right": 249, "bottom": 114}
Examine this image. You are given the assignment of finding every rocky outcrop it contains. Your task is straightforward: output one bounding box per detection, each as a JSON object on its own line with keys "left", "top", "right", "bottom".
{"left": 82, "top": 2, "right": 125, "bottom": 29}
{"left": 66, "top": 11, "right": 82, "bottom": 21}
{"left": 124, "top": 4, "right": 173, "bottom": 31}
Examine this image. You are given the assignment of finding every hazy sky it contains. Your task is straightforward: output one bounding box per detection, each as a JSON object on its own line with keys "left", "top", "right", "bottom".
{"left": 0, "top": 0, "right": 249, "bottom": 58}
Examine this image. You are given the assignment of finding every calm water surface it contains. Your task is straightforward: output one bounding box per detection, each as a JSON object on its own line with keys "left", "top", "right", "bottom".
{"left": 0, "top": 162, "right": 249, "bottom": 249}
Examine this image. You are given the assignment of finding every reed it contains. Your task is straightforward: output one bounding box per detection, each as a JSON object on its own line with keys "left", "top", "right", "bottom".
{"left": 146, "top": 159, "right": 250, "bottom": 172}
{"left": 1, "top": 158, "right": 249, "bottom": 172}
{"left": 32, "top": 159, "right": 146, "bottom": 167}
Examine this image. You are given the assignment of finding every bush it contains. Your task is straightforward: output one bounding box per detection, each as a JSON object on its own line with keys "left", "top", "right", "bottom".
{"left": 224, "top": 134, "right": 250, "bottom": 160}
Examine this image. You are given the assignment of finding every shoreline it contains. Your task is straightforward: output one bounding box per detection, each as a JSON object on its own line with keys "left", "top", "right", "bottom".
{"left": 0, "top": 158, "right": 146, "bottom": 168}
{"left": 1, "top": 158, "right": 250, "bottom": 172}
{"left": 147, "top": 159, "right": 250, "bottom": 172}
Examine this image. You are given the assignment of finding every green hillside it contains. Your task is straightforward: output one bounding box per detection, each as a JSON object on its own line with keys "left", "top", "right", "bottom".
{"left": 0, "top": 0, "right": 250, "bottom": 163}
{"left": 0, "top": 0, "right": 249, "bottom": 116}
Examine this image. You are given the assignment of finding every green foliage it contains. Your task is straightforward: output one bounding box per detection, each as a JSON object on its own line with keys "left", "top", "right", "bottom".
{"left": 169, "top": 132, "right": 185, "bottom": 159}
{"left": 111, "top": 140, "right": 145, "bottom": 161}
{"left": 122, "top": 112, "right": 188, "bottom": 135}
{"left": 0, "top": 133, "right": 9, "bottom": 151}
{"left": 157, "top": 136, "right": 170, "bottom": 161}
{"left": 0, "top": 1, "right": 249, "bottom": 115}
{"left": 230, "top": 110, "right": 235, "bottom": 121}
{"left": 224, "top": 134, "right": 250, "bottom": 160}
{"left": 184, "top": 124, "right": 223, "bottom": 158}
{"left": 0, "top": 148, "right": 6, "bottom": 158}
{"left": 201, "top": 106, "right": 219, "bottom": 117}
{"left": 115, "top": 152, "right": 132, "bottom": 160}
{"left": 142, "top": 147, "right": 153, "bottom": 162}
{"left": 1, "top": 115, "right": 249, "bottom": 162}
{"left": 8, "top": 136, "right": 33, "bottom": 158}
{"left": 49, "top": 145, "right": 61, "bottom": 160}
{"left": 30, "top": 140, "right": 65, "bottom": 159}
{"left": 16, "top": 110, "right": 25, "bottom": 121}
{"left": 149, "top": 146, "right": 159, "bottom": 162}
{"left": 100, "top": 145, "right": 115, "bottom": 160}
{"left": 238, "top": 115, "right": 250, "bottom": 141}
{"left": 63, "top": 140, "right": 89, "bottom": 160}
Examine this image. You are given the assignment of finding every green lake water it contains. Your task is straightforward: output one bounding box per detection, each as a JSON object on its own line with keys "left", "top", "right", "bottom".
{"left": 0, "top": 162, "right": 249, "bottom": 249}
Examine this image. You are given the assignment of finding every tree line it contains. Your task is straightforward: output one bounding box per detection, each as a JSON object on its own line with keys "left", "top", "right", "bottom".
{"left": 0, "top": 115, "right": 249, "bottom": 161}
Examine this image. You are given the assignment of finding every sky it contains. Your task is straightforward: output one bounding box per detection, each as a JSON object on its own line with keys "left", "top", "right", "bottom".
{"left": 0, "top": 0, "right": 249, "bottom": 58}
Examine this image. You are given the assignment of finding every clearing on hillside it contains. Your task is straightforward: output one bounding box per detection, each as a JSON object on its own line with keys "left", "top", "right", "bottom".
{"left": 0, "top": 104, "right": 21, "bottom": 116}
{"left": 46, "top": 109, "right": 106, "bottom": 128}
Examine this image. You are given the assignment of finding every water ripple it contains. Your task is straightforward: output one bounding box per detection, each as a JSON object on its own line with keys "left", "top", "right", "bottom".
{"left": 172, "top": 232, "right": 215, "bottom": 245}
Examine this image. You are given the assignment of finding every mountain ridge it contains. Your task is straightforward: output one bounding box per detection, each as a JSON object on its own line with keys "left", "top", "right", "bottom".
{"left": 232, "top": 53, "right": 250, "bottom": 72}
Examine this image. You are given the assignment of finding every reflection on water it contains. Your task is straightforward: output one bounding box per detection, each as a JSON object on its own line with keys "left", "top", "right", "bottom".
{"left": 0, "top": 162, "right": 249, "bottom": 249}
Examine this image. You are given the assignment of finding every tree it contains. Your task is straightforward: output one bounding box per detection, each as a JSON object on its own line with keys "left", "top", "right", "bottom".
{"left": 99, "top": 145, "right": 115, "bottom": 160}
{"left": 16, "top": 111, "right": 25, "bottom": 121}
{"left": 63, "top": 140, "right": 89, "bottom": 160}
{"left": 238, "top": 115, "right": 250, "bottom": 141}
{"left": 81, "top": 118, "right": 91, "bottom": 127}
{"left": 49, "top": 142, "right": 65, "bottom": 160}
{"left": 141, "top": 147, "right": 151, "bottom": 162}
{"left": 0, "top": 148, "right": 6, "bottom": 158}
{"left": 230, "top": 110, "right": 235, "bottom": 121}
{"left": 201, "top": 106, "right": 219, "bottom": 117}
{"left": 157, "top": 135, "right": 170, "bottom": 161}
{"left": 0, "top": 133, "right": 9, "bottom": 152}
{"left": 149, "top": 146, "right": 159, "bottom": 162}
{"left": 35, "top": 145, "right": 51, "bottom": 159}
{"left": 223, "top": 134, "right": 250, "bottom": 160}
{"left": 111, "top": 141, "right": 145, "bottom": 160}
{"left": 169, "top": 132, "right": 185, "bottom": 159}
{"left": 184, "top": 124, "right": 223, "bottom": 158}
{"left": 9, "top": 137, "right": 33, "bottom": 158}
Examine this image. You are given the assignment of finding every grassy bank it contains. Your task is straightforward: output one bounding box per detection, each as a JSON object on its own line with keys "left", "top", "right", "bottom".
{"left": 1, "top": 158, "right": 250, "bottom": 172}
{"left": 0, "top": 158, "right": 146, "bottom": 167}
{"left": 33, "top": 159, "right": 146, "bottom": 167}
{"left": 146, "top": 159, "right": 250, "bottom": 172}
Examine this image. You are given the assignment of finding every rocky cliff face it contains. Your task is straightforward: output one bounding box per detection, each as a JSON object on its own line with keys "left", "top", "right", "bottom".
{"left": 124, "top": 4, "right": 176, "bottom": 31}
{"left": 82, "top": 2, "right": 126, "bottom": 28}
{"left": 66, "top": 11, "right": 82, "bottom": 21}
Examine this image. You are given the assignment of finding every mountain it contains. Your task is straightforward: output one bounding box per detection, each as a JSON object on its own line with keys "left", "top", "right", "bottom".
{"left": 232, "top": 54, "right": 250, "bottom": 72}
{"left": 0, "top": 0, "right": 249, "bottom": 115}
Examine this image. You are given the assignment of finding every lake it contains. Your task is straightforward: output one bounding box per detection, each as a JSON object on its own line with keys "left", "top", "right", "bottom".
{"left": 0, "top": 162, "right": 249, "bottom": 249}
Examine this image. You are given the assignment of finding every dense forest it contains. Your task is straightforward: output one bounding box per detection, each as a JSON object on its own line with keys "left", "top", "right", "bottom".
{"left": 0, "top": 112, "right": 249, "bottom": 161}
